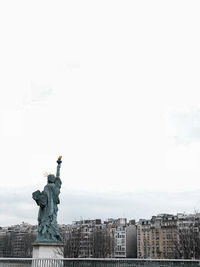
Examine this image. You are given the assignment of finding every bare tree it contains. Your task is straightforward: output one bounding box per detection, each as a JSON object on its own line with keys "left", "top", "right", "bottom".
{"left": 60, "top": 224, "right": 114, "bottom": 258}
{"left": 61, "top": 226, "right": 83, "bottom": 258}
{"left": 2, "top": 232, "right": 16, "bottom": 257}
{"left": 0, "top": 231, "right": 36, "bottom": 258}
{"left": 174, "top": 214, "right": 200, "bottom": 259}
{"left": 91, "top": 227, "right": 113, "bottom": 258}
{"left": 20, "top": 233, "right": 35, "bottom": 257}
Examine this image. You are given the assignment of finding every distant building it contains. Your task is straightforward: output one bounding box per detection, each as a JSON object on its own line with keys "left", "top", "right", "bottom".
{"left": 0, "top": 227, "right": 7, "bottom": 257}
{"left": 113, "top": 218, "right": 137, "bottom": 258}
{"left": 126, "top": 221, "right": 137, "bottom": 258}
{"left": 0, "top": 223, "right": 36, "bottom": 258}
{"left": 114, "top": 218, "right": 127, "bottom": 258}
{"left": 62, "top": 219, "right": 113, "bottom": 258}
{"left": 0, "top": 218, "right": 138, "bottom": 259}
{"left": 137, "top": 219, "right": 151, "bottom": 258}
{"left": 137, "top": 214, "right": 177, "bottom": 259}
{"left": 176, "top": 213, "right": 200, "bottom": 259}
{"left": 61, "top": 218, "right": 137, "bottom": 258}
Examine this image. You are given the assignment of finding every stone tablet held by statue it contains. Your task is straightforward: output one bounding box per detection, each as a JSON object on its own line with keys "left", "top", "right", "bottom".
{"left": 32, "top": 156, "right": 63, "bottom": 243}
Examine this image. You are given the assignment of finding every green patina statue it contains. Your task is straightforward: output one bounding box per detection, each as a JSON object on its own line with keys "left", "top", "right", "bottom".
{"left": 32, "top": 156, "right": 63, "bottom": 243}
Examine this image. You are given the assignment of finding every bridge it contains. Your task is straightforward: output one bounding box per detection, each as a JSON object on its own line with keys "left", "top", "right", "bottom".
{"left": 0, "top": 258, "right": 200, "bottom": 267}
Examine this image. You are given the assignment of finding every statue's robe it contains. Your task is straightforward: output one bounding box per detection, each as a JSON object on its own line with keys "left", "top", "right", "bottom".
{"left": 34, "top": 178, "right": 62, "bottom": 242}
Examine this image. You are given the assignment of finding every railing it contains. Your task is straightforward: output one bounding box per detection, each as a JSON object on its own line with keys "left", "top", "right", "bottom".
{"left": 0, "top": 258, "right": 200, "bottom": 267}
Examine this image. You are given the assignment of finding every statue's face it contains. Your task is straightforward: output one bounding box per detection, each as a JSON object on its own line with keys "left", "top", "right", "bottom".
{"left": 47, "top": 174, "right": 55, "bottom": 183}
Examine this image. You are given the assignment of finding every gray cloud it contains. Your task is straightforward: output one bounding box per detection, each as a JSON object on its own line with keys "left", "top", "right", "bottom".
{"left": 1, "top": 186, "right": 200, "bottom": 226}
{"left": 171, "top": 108, "right": 200, "bottom": 144}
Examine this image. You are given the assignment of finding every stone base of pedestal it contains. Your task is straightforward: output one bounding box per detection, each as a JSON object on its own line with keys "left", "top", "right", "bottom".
{"left": 32, "top": 242, "right": 64, "bottom": 266}
{"left": 32, "top": 242, "right": 64, "bottom": 258}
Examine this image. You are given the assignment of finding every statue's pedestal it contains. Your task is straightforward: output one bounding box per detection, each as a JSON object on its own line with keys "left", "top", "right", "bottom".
{"left": 32, "top": 242, "right": 64, "bottom": 266}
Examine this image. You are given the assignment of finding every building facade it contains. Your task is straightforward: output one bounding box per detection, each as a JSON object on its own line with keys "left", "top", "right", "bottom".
{"left": 61, "top": 218, "right": 137, "bottom": 258}
{"left": 113, "top": 218, "right": 137, "bottom": 258}
{"left": 0, "top": 223, "right": 36, "bottom": 258}
{"left": 137, "top": 214, "right": 178, "bottom": 259}
{"left": 62, "top": 219, "right": 114, "bottom": 258}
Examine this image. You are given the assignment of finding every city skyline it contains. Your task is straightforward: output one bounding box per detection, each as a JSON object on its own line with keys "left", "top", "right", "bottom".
{"left": 1, "top": 214, "right": 199, "bottom": 259}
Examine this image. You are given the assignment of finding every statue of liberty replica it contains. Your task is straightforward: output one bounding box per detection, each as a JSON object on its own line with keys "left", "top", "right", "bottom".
{"left": 32, "top": 156, "right": 63, "bottom": 243}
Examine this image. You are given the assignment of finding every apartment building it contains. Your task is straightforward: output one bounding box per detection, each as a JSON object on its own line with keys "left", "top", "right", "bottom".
{"left": 137, "top": 219, "right": 151, "bottom": 258}
{"left": 63, "top": 219, "right": 111, "bottom": 258}
{"left": 62, "top": 218, "right": 137, "bottom": 258}
{"left": 176, "top": 213, "right": 200, "bottom": 259}
{"left": 0, "top": 227, "right": 7, "bottom": 257}
{"left": 113, "top": 218, "right": 137, "bottom": 258}
{"left": 0, "top": 223, "right": 36, "bottom": 257}
{"left": 137, "top": 214, "right": 177, "bottom": 259}
{"left": 114, "top": 218, "right": 127, "bottom": 258}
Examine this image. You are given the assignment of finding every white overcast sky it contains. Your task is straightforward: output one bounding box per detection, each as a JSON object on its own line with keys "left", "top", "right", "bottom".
{"left": 1, "top": 0, "right": 200, "bottom": 225}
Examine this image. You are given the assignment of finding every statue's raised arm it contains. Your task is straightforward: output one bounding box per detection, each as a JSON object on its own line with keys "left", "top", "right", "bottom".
{"left": 55, "top": 156, "right": 62, "bottom": 189}
{"left": 56, "top": 156, "right": 62, "bottom": 178}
